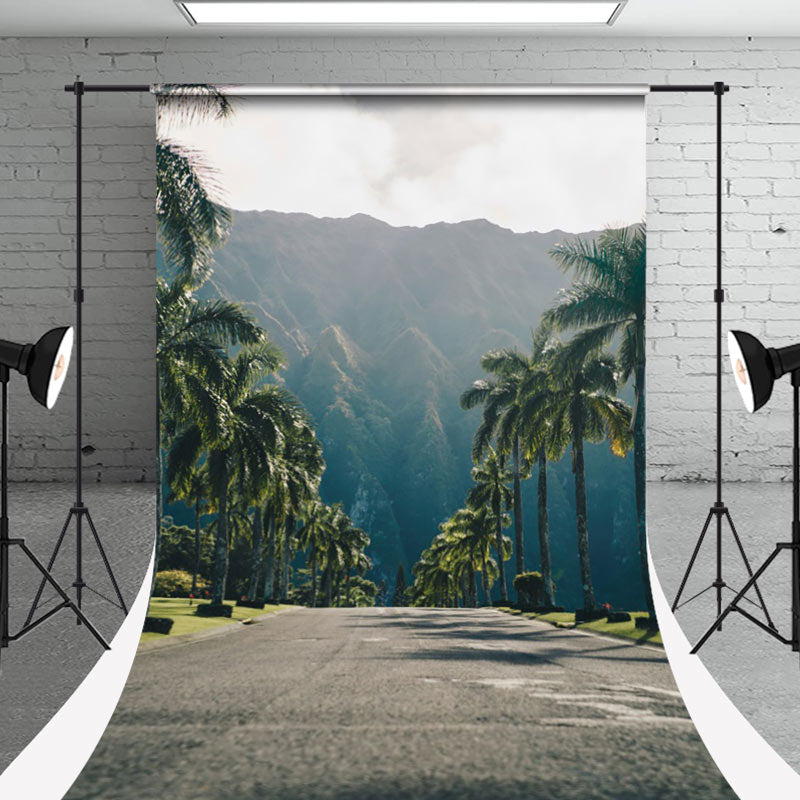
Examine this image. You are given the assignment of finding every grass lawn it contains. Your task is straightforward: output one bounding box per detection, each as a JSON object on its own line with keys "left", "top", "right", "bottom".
{"left": 141, "top": 597, "right": 295, "bottom": 643}
{"left": 496, "top": 607, "right": 662, "bottom": 646}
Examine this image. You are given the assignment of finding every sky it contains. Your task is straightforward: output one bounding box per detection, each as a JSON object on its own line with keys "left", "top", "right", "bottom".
{"left": 159, "top": 94, "right": 645, "bottom": 235}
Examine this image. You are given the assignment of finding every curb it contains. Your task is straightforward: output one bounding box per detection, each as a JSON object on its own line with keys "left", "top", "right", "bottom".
{"left": 137, "top": 605, "right": 302, "bottom": 654}
{"left": 493, "top": 607, "right": 664, "bottom": 649}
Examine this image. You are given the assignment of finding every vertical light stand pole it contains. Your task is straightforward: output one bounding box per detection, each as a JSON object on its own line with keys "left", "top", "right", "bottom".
{"left": 669, "top": 82, "right": 774, "bottom": 632}
{"left": 25, "top": 81, "right": 128, "bottom": 627}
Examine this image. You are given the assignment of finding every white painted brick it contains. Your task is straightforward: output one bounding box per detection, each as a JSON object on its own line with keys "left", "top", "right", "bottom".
{"left": 1, "top": 35, "right": 800, "bottom": 483}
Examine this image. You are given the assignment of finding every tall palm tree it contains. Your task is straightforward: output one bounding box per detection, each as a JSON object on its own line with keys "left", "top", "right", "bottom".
{"left": 546, "top": 348, "right": 633, "bottom": 611}
{"left": 413, "top": 542, "right": 457, "bottom": 608}
{"left": 466, "top": 448, "right": 513, "bottom": 603}
{"left": 167, "top": 343, "right": 297, "bottom": 605}
{"left": 273, "top": 422, "right": 325, "bottom": 601}
{"left": 157, "top": 277, "right": 265, "bottom": 581}
{"left": 461, "top": 348, "right": 531, "bottom": 582}
{"left": 515, "top": 325, "right": 568, "bottom": 608}
{"left": 335, "top": 520, "right": 370, "bottom": 607}
{"left": 165, "top": 462, "right": 208, "bottom": 597}
{"left": 544, "top": 223, "right": 652, "bottom": 618}
{"left": 444, "top": 507, "right": 504, "bottom": 607}
{"left": 297, "top": 500, "right": 335, "bottom": 608}
{"left": 156, "top": 86, "right": 237, "bottom": 584}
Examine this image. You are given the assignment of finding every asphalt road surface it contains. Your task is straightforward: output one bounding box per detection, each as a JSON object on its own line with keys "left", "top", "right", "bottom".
{"left": 67, "top": 607, "right": 735, "bottom": 800}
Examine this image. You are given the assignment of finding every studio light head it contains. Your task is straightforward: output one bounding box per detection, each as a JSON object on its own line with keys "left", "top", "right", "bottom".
{"left": 728, "top": 330, "right": 800, "bottom": 413}
{"left": 0, "top": 327, "right": 74, "bottom": 409}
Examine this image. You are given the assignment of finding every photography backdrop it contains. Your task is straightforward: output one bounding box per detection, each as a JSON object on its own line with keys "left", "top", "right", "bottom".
{"left": 157, "top": 86, "right": 646, "bottom": 609}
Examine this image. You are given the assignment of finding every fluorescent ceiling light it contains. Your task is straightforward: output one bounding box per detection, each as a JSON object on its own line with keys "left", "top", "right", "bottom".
{"left": 177, "top": 1, "right": 625, "bottom": 26}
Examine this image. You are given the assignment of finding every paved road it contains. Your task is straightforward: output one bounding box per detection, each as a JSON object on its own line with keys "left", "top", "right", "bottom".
{"left": 67, "top": 607, "right": 735, "bottom": 800}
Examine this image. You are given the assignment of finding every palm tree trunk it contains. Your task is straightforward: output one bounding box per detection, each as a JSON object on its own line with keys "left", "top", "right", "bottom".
{"left": 191, "top": 498, "right": 201, "bottom": 598}
{"left": 572, "top": 433, "right": 596, "bottom": 611}
{"left": 263, "top": 512, "right": 276, "bottom": 603}
{"left": 481, "top": 555, "right": 491, "bottom": 606}
{"left": 334, "top": 573, "right": 342, "bottom": 607}
{"left": 310, "top": 544, "right": 318, "bottom": 608}
{"left": 281, "top": 539, "right": 291, "bottom": 602}
{"left": 211, "top": 460, "right": 228, "bottom": 605}
{"left": 537, "top": 448, "right": 556, "bottom": 607}
{"left": 512, "top": 435, "right": 524, "bottom": 579}
{"left": 274, "top": 530, "right": 283, "bottom": 601}
{"left": 494, "top": 499, "right": 508, "bottom": 602}
{"left": 247, "top": 506, "right": 263, "bottom": 602}
{"left": 153, "top": 388, "right": 164, "bottom": 596}
{"left": 634, "top": 360, "right": 655, "bottom": 621}
{"left": 346, "top": 570, "right": 352, "bottom": 606}
{"left": 469, "top": 562, "right": 477, "bottom": 608}
{"left": 325, "top": 563, "right": 333, "bottom": 608}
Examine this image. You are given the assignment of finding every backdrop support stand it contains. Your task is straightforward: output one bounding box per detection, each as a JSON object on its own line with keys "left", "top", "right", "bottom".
{"left": 665, "top": 82, "right": 774, "bottom": 633}
{"left": 25, "top": 81, "right": 128, "bottom": 628}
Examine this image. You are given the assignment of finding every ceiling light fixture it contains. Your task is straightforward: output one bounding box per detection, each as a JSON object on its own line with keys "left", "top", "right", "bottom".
{"left": 176, "top": 0, "right": 625, "bottom": 27}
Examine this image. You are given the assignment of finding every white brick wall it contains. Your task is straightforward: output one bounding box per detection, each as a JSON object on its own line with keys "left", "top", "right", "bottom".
{"left": 1, "top": 35, "right": 799, "bottom": 483}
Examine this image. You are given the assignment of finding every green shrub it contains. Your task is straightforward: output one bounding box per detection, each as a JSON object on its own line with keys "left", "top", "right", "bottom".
{"left": 196, "top": 603, "right": 233, "bottom": 618}
{"left": 153, "top": 569, "right": 208, "bottom": 598}
{"left": 143, "top": 617, "right": 174, "bottom": 635}
{"left": 513, "top": 571, "right": 556, "bottom": 608}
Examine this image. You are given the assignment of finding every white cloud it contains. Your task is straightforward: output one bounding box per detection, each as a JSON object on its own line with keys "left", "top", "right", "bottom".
{"left": 159, "top": 94, "right": 645, "bottom": 234}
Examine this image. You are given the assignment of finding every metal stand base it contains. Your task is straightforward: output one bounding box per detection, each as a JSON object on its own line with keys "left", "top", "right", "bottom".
{"left": 691, "top": 370, "right": 800, "bottom": 661}
{"left": 672, "top": 502, "right": 775, "bottom": 633}
{"left": 691, "top": 542, "right": 799, "bottom": 657}
{"left": 1, "top": 536, "right": 110, "bottom": 666}
{"left": 25, "top": 503, "right": 128, "bottom": 628}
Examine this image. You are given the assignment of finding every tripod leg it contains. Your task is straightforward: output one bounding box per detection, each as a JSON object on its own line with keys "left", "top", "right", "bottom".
{"left": 24, "top": 509, "right": 72, "bottom": 628}
{"left": 691, "top": 546, "right": 782, "bottom": 655}
{"left": 672, "top": 510, "right": 714, "bottom": 612}
{"left": 18, "top": 541, "right": 109, "bottom": 649}
{"left": 725, "top": 509, "right": 777, "bottom": 630}
{"left": 85, "top": 509, "right": 128, "bottom": 614}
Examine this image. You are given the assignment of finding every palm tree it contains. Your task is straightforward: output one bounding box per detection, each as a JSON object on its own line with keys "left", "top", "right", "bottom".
{"left": 157, "top": 277, "right": 265, "bottom": 582}
{"left": 156, "top": 86, "right": 238, "bottom": 584}
{"left": 157, "top": 84, "right": 233, "bottom": 288}
{"left": 461, "top": 348, "right": 531, "bottom": 582}
{"left": 412, "top": 543, "right": 457, "bottom": 608}
{"left": 336, "top": 520, "right": 370, "bottom": 607}
{"left": 273, "top": 421, "right": 325, "bottom": 601}
{"left": 544, "top": 223, "right": 652, "bottom": 618}
{"left": 515, "top": 325, "right": 567, "bottom": 608}
{"left": 466, "top": 448, "right": 513, "bottom": 603}
{"left": 546, "top": 348, "right": 633, "bottom": 611}
{"left": 297, "top": 500, "right": 335, "bottom": 608}
{"left": 444, "top": 507, "right": 504, "bottom": 607}
{"left": 165, "top": 462, "right": 208, "bottom": 597}
{"left": 166, "top": 343, "right": 297, "bottom": 605}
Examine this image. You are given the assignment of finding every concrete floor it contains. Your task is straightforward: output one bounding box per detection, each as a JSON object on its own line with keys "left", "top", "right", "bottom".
{"left": 649, "top": 481, "right": 800, "bottom": 772}
{"left": 0, "top": 483, "right": 155, "bottom": 772}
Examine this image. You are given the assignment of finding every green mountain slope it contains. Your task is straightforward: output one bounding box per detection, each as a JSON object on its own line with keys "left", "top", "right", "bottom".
{"left": 203, "top": 210, "right": 642, "bottom": 609}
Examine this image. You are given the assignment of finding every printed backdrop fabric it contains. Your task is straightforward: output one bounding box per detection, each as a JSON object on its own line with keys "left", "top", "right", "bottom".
{"left": 156, "top": 88, "right": 646, "bottom": 614}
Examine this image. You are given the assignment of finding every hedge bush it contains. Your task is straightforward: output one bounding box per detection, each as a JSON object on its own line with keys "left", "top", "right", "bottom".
{"left": 513, "top": 571, "right": 556, "bottom": 609}
{"left": 143, "top": 617, "right": 174, "bottom": 635}
{"left": 153, "top": 569, "right": 208, "bottom": 598}
{"left": 196, "top": 603, "right": 233, "bottom": 618}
